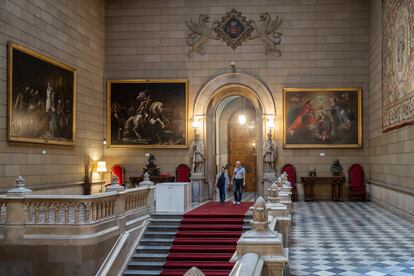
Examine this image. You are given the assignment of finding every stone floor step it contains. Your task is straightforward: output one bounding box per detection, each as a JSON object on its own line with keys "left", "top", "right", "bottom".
{"left": 151, "top": 218, "right": 182, "bottom": 225}
{"left": 128, "top": 261, "right": 164, "bottom": 270}
{"left": 140, "top": 238, "right": 174, "bottom": 246}
{"left": 147, "top": 225, "right": 179, "bottom": 231}
{"left": 136, "top": 245, "right": 171, "bottom": 254}
{"left": 124, "top": 269, "right": 162, "bottom": 276}
{"left": 151, "top": 214, "right": 183, "bottom": 220}
{"left": 144, "top": 231, "right": 177, "bottom": 238}
{"left": 132, "top": 253, "right": 168, "bottom": 262}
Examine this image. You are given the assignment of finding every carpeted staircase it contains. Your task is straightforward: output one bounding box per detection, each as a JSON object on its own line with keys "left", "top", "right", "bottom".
{"left": 160, "top": 202, "right": 253, "bottom": 276}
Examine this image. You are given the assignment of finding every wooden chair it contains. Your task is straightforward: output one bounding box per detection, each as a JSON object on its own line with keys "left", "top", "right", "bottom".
{"left": 112, "top": 164, "right": 126, "bottom": 186}
{"left": 176, "top": 164, "right": 191, "bottom": 182}
{"left": 281, "top": 163, "right": 297, "bottom": 201}
{"left": 348, "top": 163, "right": 367, "bottom": 201}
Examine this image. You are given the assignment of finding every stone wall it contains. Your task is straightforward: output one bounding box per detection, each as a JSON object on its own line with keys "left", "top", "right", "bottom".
{"left": 105, "top": 0, "right": 370, "bottom": 185}
{"left": 0, "top": 0, "right": 105, "bottom": 192}
{"left": 368, "top": 0, "right": 414, "bottom": 221}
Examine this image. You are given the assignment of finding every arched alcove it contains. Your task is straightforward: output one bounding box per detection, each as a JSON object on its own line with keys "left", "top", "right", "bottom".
{"left": 192, "top": 72, "right": 276, "bottom": 199}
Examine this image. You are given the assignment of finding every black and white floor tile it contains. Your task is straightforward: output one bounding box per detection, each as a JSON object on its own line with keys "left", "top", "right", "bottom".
{"left": 290, "top": 202, "right": 414, "bottom": 276}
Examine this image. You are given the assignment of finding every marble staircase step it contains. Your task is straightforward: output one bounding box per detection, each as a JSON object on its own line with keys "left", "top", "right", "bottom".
{"left": 136, "top": 245, "right": 171, "bottom": 254}
{"left": 144, "top": 231, "right": 176, "bottom": 239}
{"left": 132, "top": 253, "right": 168, "bottom": 262}
{"left": 124, "top": 269, "right": 162, "bottom": 276}
{"left": 140, "top": 238, "right": 174, "bottom": 246}
{"left": 128, "top": 261, "right": 165, "bottom": 270}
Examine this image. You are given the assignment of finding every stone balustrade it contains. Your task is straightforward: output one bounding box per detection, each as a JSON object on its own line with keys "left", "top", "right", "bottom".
{"left": 0, "top": 183, "right": 154, "bottom": 246}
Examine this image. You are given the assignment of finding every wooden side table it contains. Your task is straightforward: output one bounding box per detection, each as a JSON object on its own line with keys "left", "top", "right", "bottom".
{"left": 301, "top": 176, "right": 345, "bottom": 202}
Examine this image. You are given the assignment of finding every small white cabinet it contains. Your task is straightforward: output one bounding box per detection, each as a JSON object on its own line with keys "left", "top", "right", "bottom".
{"left": 155, "top": 182, "right": 191, "bottom": 214}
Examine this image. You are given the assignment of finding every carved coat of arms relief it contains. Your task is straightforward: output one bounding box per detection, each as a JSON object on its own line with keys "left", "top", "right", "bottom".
{"left": 185, "top": 9, "right": 283, "bottom": 57}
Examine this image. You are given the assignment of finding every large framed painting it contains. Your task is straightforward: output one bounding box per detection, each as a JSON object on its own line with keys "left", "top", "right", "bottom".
{"left": 283, "top": 88, "right": 362, "bottom": 148}
{"left": 8, "top": 42, "right": 76, "bottom": 145}
{"left": 382, "top": 0, "right": 414, "bottom": 132}
{"left": 107, "top": 80, "right": 188, "bottom": 148}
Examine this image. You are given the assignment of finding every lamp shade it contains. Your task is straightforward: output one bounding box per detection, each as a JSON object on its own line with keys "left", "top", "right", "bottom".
{"left": 96, "top": 161, "right": 107, "bottom": 173}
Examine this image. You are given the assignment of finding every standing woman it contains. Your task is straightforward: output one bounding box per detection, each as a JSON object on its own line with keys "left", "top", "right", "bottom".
{"left": 215, "top": 166, "right": 229, "bottom": 205}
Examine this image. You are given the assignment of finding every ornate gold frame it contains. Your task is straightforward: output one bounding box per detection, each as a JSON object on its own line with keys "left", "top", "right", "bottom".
{"left": 106, "top": 79, "right": 189, "bottom": 148}
{"left": 7, "top": 42, "right": 77, "bottom": 145}
{"left": 283, "top": 88, "right": 362, "bottom": 149}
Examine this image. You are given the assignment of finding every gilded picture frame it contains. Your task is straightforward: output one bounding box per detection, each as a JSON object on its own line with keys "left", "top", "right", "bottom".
{"left": 107, "top": 79, "right": 188, "bottom": 148}
{"left": 7, "top": 42, "right": 76, "bottom": 145}
{"left": 283, "top": 88, "right": 362, "bottom": 149}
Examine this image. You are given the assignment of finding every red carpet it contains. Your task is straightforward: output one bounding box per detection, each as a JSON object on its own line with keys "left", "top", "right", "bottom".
{"left": 160, "top": 202, "right": 253, "bottom": 276}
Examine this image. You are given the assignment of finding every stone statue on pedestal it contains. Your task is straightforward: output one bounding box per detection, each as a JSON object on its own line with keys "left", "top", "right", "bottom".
{"left": 263, "top": 133, "right": 278, "bottom": 174}
{"left": 189, "top": 134, "right": 205, "bottom": 173}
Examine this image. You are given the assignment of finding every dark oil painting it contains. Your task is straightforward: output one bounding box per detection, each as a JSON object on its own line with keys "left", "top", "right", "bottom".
{"left": 283, "top": 88, "right": 362, "bottom": 148}
{"left": 107, "top": 80, "right": 188, "bottom": 148}
{"left": 8, "top": 42, "right": 76, "bottom": 145}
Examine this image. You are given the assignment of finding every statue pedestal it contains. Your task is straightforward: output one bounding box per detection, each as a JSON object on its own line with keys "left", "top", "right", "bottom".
{"left": 190, "top": 173, "right": 206, "bottom": 202}
{"left": 267, "top": 203, "right": 291, "bottom": 248}
{"left": 105, "top": 184, "right": 124, "bottom": 193}
{"left": 234, "top": 221, "right": 288, "bottom": 276}
{"left": 263, "top": 172, "right": 277, "bottom": 198}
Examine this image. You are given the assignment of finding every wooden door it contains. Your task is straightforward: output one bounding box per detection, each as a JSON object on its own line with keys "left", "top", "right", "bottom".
{"left": 228, "top": 108, "right": 257, "bottom": 192}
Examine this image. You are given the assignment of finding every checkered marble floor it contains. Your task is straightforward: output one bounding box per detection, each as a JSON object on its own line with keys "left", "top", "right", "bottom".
{"left": 289, "top": 202, "right": 414, "bottom": 276}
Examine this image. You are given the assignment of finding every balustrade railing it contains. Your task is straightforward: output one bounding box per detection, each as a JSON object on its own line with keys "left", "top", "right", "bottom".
{"left": 0, "top": 184, "right": 154, "bottom": 243}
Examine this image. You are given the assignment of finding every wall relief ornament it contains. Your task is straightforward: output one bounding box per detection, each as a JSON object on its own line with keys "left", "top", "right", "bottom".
{"left": 185, "top": 9, "right": 283, "bottom": 57}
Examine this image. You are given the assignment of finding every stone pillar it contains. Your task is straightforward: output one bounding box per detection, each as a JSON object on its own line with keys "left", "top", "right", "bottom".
{"left": 267, "top": 183, "right": 291, "bottom": 248}
{"left": 262, "top": 172, "right": 277, "bottom": 198}
{"left": 138, "top": 172, "right": 155, "bottom": 209}
{"left": 190, "top": 172, "right": 206, "bottom": 202}
{"left": 5, "top": 176, "right": 32, "bottom": 244}
{"left": 234, "top": 197, "right": 288, "bottom": 276}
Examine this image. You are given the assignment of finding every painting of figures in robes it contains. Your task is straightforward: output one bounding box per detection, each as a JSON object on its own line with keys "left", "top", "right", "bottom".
{"left": 382, "top": 0, "right": 414, "bottom": 132}
{"left": 283, "top": 88, "right": 362, "bottom": 148}
{"left": 107, "top": 80, "right": 188, "bottom": 148}
{"left": 8, "top": 42, "right": 76, "bottom": 145}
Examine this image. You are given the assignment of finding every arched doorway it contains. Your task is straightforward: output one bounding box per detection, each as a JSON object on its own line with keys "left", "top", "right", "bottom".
{"left": 192, "top": 72, "right": 276, "bottom": 200}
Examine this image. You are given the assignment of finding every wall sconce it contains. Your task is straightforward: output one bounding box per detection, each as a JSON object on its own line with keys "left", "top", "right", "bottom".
{"left": 238, "top": 114, "right": 247, "bottom": 125}
{"left": 192, "top": 116, "right": 201, "bottom": 135}
{"left": 267, "top": 116, "right": 275, "bottom": 134}
{"left": 96, "top": 161, "right": 108, "bottom": 192}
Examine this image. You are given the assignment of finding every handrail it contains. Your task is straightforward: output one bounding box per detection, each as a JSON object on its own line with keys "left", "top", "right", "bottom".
{"left": 229, "top": 253, "right": 264, "bottom": 276}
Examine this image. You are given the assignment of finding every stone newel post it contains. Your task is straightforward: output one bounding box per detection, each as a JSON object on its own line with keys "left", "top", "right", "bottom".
{"left": 234, "top": 196, "right": 288, "bottom": 276}
{"left": 5, "top": 176, "right": 32, "bottom": 243}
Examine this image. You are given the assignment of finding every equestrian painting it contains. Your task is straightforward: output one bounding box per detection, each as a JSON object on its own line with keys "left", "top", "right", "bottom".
{"left": 107, "top": 80, "right": 188, "bottom": 148}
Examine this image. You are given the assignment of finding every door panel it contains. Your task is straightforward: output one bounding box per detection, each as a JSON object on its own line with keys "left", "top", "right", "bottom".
{"left": 228, "top": 108, "right": 257, "bottom": 192}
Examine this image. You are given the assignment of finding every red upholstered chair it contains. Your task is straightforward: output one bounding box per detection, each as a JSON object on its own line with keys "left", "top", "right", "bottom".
{"left": 176, "top": 164, "right": 191, "bottom": 182}
{"left": 112, "top": 164, "right": 126, "bottom": 186}
{"left": 281, "top": 163, "right": 297, "bottom": 201}
{"left": 348, "top": 163, "right": 367, "bottom": 201}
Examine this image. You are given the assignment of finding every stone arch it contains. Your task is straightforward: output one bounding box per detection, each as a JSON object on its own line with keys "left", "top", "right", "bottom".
{"left": 192, "top": 72, "right": 276, "bottom": 199}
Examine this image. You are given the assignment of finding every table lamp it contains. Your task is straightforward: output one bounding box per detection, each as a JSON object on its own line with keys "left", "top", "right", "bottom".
{"left": 96, "top": 161, "right": 108, "bottom": 192}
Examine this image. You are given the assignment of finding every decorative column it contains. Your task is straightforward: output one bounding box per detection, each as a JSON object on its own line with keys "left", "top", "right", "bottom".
{"left": 4, "top": 176, "right": 32, "bottom": 244}
{"left": 139, "top": 172, "right": 155, "bottom": 208}
{"left": 234, "top": 197, "right": 288, "bottom": 276}
{"left": 267, "top": 183, "right": 291, "bottom": 248}
{"left": 276, "top": 177, "right": 292, "bottom": 212}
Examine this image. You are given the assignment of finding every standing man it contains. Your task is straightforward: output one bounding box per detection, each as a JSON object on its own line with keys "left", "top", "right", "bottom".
{"left": 231, "top": 161, "right": 245, "bottom": 205}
